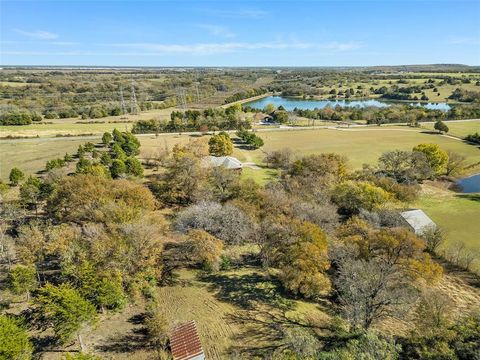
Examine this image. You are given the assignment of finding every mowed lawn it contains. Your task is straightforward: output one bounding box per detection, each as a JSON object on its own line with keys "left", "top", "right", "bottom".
{"left": 155, "top": 267, "right": 329, "bottom": 360}
{"left": 421, "top": 120, "right": 480, "bottom": 138}
{"left": 416, "top": 186, "right": 480, "bottom": 264}
{"left": 238, "top": 128, "right": 480, "bottom": 170}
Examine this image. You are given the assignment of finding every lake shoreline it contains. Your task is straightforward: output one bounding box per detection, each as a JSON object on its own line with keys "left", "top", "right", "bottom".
{"left": 245, "top": 95, "right": 453, "bottom": 111}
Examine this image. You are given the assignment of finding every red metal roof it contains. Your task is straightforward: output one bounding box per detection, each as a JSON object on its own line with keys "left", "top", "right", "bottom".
{"left": 170, "top": 320, "right": 204, "bottom": 360}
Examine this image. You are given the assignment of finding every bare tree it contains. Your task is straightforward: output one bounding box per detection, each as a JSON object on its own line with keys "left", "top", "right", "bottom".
{"left": 0, "top": 224, "right": 14, "bottom": 268}
{"left": 335, "top": 258, "right": 418, "bottom": 330}
{"left": 174, "top": 201, "right": 255, "bottom": 244}
{"left": 421, "top": 227, "right": 446, "bottom": 253}
{"left": 445, "top": 150, "right": 466, "bottom": 176}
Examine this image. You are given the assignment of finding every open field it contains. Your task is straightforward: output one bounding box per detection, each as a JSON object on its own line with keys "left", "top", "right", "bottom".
{"left": 234, "top": 127, "right": 480, "bottom": 170}
{"left": 0, "top": 122, "right": 134, "bottom": 138}
{"left": 421, "top": 119, "right": 480, "bottom": 138}
{"left": 2, "top": 126, "right": 479, "bottom": 181}
{"left": 0, "top": 136, "right": 100, "bottom": 180}
{"left": 416, "top": 184, "right": 480, "bottom": 267}
{"left": 0, "top": 108, "right": 176, "bottom": 138}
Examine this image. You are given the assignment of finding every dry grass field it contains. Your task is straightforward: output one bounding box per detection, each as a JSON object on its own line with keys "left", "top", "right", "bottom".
{"left": 2, "top": 126, "right": 479, "bottom": 181}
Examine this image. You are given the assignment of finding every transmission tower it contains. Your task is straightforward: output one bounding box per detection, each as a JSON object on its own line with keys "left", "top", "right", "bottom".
{"left": 130, "top": 82, "right": 138, "bottom": 115}
{"left": 119, "top": 87, "right": 128, "bottom": 115}
{"left": 195, "top": 84, "right": 200, "bottom": 102}
{"left": 175, "top": 88, "right": 187, "bottom": 110}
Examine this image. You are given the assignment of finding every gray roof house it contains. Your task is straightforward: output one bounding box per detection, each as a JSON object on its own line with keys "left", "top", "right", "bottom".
{"left": 203, "top": 156, "right": 243, "bottom": 170}
{"left": 400, "top": 209, "right": 436, "bottom": 235}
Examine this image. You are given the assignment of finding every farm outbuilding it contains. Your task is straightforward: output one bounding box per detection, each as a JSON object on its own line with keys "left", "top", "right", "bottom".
{"left": 400, "top": 209, "right": 436, "bottom": 235}
{"left": 170, "top": 320, "right": 205, "bottom": 360}
{"left": 204, "top": 155, "right": 243, "bottom": 170}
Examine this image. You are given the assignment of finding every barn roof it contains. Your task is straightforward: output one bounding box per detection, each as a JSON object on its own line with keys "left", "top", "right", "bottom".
{"left": 170, "top": 320, "right": 205, "bottom": 360}
{"left": 400, "top": 209, "right": 436, "bottom": 235}
{"left": 204, "top": 156, "right": 242, "bottom": 169}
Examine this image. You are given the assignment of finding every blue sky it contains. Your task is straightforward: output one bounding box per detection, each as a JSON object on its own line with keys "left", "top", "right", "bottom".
{"left": 1, "top": 0, "right": 479, "bottom": 66}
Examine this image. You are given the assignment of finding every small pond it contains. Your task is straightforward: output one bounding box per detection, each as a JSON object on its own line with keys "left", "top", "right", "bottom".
{"left": 455, "top": 174, "right": 480, "bottom": 193}
{"left": 245, "top": 96, "right": 452, "bottom": 111}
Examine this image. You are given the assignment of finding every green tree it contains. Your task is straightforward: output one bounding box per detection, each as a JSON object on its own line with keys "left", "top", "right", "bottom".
{"left": 118, "top": 132, "right": 141, "bottom": 156}
{"left": 184, "top": 229, "right": 224, "bottom": 271}
{"left": 77, "top": 145, "right": 86, "bottom": 158}
{"left": 76, "top": 158, "right": 92, "bottom": 174}
{"left": 412, "top": 143, "right": 449, "bottom": 176}
{"left": 125, "top": 157, "right": 144, "bottom": 177}
{"left": 65, "top": 261, "right": 126, "bottom": 312}
{"left": 264, "top": 103, "right": 276, "bottom": 114}
{"left": 111, "top": 143, "right": 127, "bottom": 161}
{"left": 81, "top": 164, "right": 110, "bottom": 178}
{"left": 35, "top": 283, "right": 96, "bottom": 348}
{"left": 46, "top": 158, "right": 65, "bottom": 171}
{"left": 110, "top": 159, "right": 126, "bottom": 178}
{"left": 208, "top": 133, "right": 233, "bottom": 156}
{"left": 332, "top": 181, "right": 391, "bottom": 215}
{"left": 9, "top": 168, "right": 24, "bottom": 186}
{"left": 100, "top": 152, "right": 112, "bottom": 166}
{"left": 434, "top": 120, "right": 449, "bottom": 134}
{"left": 19, "top": 176, "right": 44, "bottom": 215}
{"left": 273, "top": 110, "right": 289, "bottom": 124}
{"left": 261, "top": 218, "right": 331, "bottom": 299}
{"left": 8, "top": 265, "right": 38, "bottom": 301}
{"left": 151, "top": 142, "right": 208, "bottom": 205}
{"left": 144, "top": 299, "right": 169, "bottom": 351}
{"left": 250, "top": 134, "right": 264, "bottom": 149}
{"left": 102, "top": 132, "right": 112, "bottom": 145}
{"left": 0, "top": 314, "right": 33, "bottom": 360}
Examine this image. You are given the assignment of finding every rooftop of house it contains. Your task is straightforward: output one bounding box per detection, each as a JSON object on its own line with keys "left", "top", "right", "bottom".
{"left": 170, "top": 320, "right": 205, "bottom": 360}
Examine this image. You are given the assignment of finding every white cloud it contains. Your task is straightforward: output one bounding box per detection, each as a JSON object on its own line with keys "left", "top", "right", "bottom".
{"left": 320, "top": 41, "right": 363, "bottom": 51}
{"left": 105, "top": 41, "right": 313, "bottom": 55}
{"left": 199, "top": 24, "right": 236, "bottom": 38}
{"left": 49, "top": 41, "right": 78, "bottom": 46}
{"left": 204, "top": 9, "right": 268, "bottom": 19}
{"left": 3, "top": 40, "right": 362, "bottom": 58}
{"left": 14, "top": 29, "right": 59, "bottom": 40}
{"left": 447, "top": 36, "right": 480, "bottom": 45}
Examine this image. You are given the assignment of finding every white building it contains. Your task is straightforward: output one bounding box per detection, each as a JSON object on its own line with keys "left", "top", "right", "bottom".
{"left": 203, "top": 156, "right": 243, "bottom": 170}
{"left": 400, "top": 209, "right": 436, "bottom": 235}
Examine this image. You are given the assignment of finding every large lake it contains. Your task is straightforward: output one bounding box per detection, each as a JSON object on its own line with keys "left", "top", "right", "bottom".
{"left": 245, "top": 96, "right": 452, "bottom": 111}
